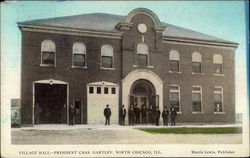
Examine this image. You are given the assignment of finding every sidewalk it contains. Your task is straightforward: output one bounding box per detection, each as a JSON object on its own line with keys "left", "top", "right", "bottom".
{"left": 12, "top": 123, "right": 242, "bottom": 131}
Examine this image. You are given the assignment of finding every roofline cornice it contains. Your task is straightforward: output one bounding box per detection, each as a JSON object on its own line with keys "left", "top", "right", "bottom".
{"left": 18, "top": 24, "right": 239, "bottom": 49}
{"left": 18, "top": 24, "right": 123, "bottom": 39}
{"left": 163, "top": 36, "right": 239, "bottom": 49}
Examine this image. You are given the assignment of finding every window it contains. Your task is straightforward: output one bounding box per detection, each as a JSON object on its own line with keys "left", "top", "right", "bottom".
{"left": 137, "top": 43, "right": 148, "bottom": 66}
{"left": 89, "top": 87, "right": 94, "bottom": 94}
{"left": 101, "top": 45, "right": 114, "bottom": 68}
{"left": 104, "top": 87, "right": 109, "bottom": 94}
{"left": 192, "top": 52, "right": 202, "bottom": 73}
{"left": 97, "top": 87, "right": 101, "bottom": 94}
{"left": 213, "top": 54, "right": 223, "bottom": 74}
{"left": 73, "top": 42, "right": 86, "bottom": 67}
{"left": 169, "top": 50, "right": 180, "bottom": 72}
{"left": 169, "top": 85, "right": 180, "bottom": 112}
{"left": 192, "top": 86, "right": 202, "bottom": 112}
{"left": 111, "top": 87, "right": 116, "bottom": 94}
{"left": 41, "top": 40, "right": 55, "bottom": 65}
{"left": 214, "top": 86, "right": 223, "bottom": 112}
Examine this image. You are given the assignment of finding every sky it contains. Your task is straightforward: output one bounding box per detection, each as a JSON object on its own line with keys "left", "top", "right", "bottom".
{"left": 1, "top": 1, "right": 248, "bottom": 113}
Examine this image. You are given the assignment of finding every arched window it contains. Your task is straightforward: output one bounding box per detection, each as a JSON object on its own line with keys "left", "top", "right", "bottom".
{"left": 73, "top": 42, "right": 86, "bottom": 67}
{"left": 137, "top": 43, "right": 148, "bottom": 66}
{"left": 192, "top": 52, "right": 202, "bottom": 73}
{"left": 101, "top": 44, "right": 114, "bottom": 68}
{"left": 169, "top": 50, "right": 180, "bottom": 72}
{"left": 41, "top": 40, "right": 55, "bottom": 65}
{"left": 213, "top": 54, "right": 223, "bottom": 74}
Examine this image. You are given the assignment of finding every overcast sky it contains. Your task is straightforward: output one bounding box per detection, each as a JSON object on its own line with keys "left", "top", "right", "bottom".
{"left": 1, "top": 1, "right": 248, "bottom": 113}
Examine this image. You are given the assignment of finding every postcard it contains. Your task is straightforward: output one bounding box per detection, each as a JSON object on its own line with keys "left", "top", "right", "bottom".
{"left": 1, "top": 0, "right": 249, "bottom": 157}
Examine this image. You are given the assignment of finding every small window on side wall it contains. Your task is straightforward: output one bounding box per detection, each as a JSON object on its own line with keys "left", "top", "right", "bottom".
{"left": 169, "top": 50, "right": 180, "bottom": 72}
{"left": 101, "top": 45, "right": 114, "bottom": 68}
{"left": 73, "top": 42, "right": 86, "bottom": 67}
{"left": 41, "top": 40, "right": 56, "bottom": 65}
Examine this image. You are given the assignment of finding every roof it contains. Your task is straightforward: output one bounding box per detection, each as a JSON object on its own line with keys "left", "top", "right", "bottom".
{"left": 18, "top": 12, "right": 237, "bottom": 44}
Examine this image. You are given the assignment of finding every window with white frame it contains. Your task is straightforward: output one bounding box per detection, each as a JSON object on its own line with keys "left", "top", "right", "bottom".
{"left": 214, "top": 86, "right": 223, "bottom": 112}
{"left": 169, "top": 50, "right": 180, "bottom": 72}
{"left": 192, "top": 86, "right": 202, "bottom": 112}
{"left": 137, "top": 43, "right": 148, "bottom": 66}
{"left": 169, "top": 85, "right": 180, "bottom": 112}
{"left": 213, "top": 54, "right": 223, "bottom": 74}
{"left": 101, "top": 44, "right": 114, "bottom": 68}
{"left": 73, "top": 42, "right": 86, "bottom": 67}
{"left": 41, "top": 40, "right": 56, "bottom": 65}
{"left": 192, "top": 52, "right": 202, "bottom": 73}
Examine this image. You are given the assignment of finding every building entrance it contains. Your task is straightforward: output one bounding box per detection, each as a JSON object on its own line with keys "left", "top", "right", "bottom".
{"left": 129, "top": 79, "right": 158, "bottom": 124}
{"left": 34, "top": 83, "right": 67, "bottom": 124}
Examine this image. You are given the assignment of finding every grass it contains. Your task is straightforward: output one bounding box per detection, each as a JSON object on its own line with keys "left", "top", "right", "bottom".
{"left": 138, "top": 127, "right": 242, "bottom": 134}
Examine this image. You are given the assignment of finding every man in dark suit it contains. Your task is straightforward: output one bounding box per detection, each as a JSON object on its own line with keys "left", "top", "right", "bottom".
{"left": 141, "top": 105, "right": 147, "bottom": 124}
{"left": 128, "top": 106, "right": 135, "bottom": 125}
{"left": 154, "top": 107, "right": 161, "bottom": 126}
{"left": 162, "top": 106, "right": 169, "bottom": 126}
{"left": 104, "top": 104, "right": 112, "bottom": 125}
{"left": 34, "top": 103, "right": 42, "bottom": 125}
{"left": 170, "top": 105, "right": 177, "bottom": 126}
{"left": 69, "top": 104, "right": 75, "bottom": 126}
{"left": 121, "top": 105, "right": 126, "bottom": 125}
{"left": 148, "top": 104, "right": 154, "bottom": 124}
{"left": 135, "top": 105, "right": 141, "bottom": 124}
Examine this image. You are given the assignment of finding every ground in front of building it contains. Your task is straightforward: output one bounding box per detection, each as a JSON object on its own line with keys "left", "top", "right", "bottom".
{"left": 11, "top": 124, "right": 242, "bottom": 144}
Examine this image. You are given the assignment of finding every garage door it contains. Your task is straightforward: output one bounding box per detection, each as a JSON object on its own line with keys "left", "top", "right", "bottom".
{"left": 87, "top": 81, "right": 119, "bottom": 124}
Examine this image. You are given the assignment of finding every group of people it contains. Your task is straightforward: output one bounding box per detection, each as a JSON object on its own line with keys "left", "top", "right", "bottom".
{"left": 125, "top": 104, "right": 177, "bottom": 126}
{"left": 35, "top": 103, "right": 177, "bottom": 126}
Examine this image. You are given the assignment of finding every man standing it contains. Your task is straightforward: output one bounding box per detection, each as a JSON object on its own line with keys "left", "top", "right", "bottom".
{"left": 162, "top": 106, "right": 169, "bottom": 126}
{"left": 104, "top": 104, "right": 112, "bottom": 125}
{"left": 121, "top": 105, "right": 126, "bottom": 125}
{"left": 141, "top": 105, "right": 147, "bottom": 124}
{"left": 128, "top": 106, "right": 135, "bottom": 125}
{"left": 135, "top": 105, "right": 141, "bottom": 124}
{"left": 148, "top": 104, "right": 154, "bottom": 124}
{"left": 154, "top": 107, "right": 161, "bottom": 126}
{"left": 34, "top": 103, "right": 42, "bottom": 125}
{"left": 69, "top": 104, "right": 75, "bottom": 126}
{"left": 170, "top": 105, "right": 177, "bottom": 126}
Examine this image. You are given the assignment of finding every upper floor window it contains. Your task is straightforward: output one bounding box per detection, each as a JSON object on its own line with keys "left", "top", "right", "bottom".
{"left": 101, "top": 44, "right": 114, "bottom": 68}
{"left": 213, "top": 54, "right": 223, "bottom": 74}
{"left": 73, "top": 42, "right": 86, "bottom": 67}
{"left": 169, "top": 50, "right": 180, "bottom": 72}
{"left": 192, "top": 52, "right": 202, "bottom": 73}
{"left": 214, "top": 86, "right": 223, "bottom": 112}
{"left": 192, "top": 86, "right": 202, "bottom": 112}
{"left": 41, "top": 40, "right": 55, "bottom": 65}
{"left": 137, "top": 43, "right": 148, "bottom": 66}
{"left": 169, "top": 85, "right": 180, "bottom": 112}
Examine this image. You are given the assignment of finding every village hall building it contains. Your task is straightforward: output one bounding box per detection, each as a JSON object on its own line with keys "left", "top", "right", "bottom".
{"left": 18, "top": 8, "right": 238, "bottom": 126}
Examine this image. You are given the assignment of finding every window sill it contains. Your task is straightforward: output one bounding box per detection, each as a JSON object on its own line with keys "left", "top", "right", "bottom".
{"left": 146, "top": 65, "right": 154, "bottom": 68}
{"left": 192, "top": 112, "right": 204, "bottom": 114}
{"left": 40, "top": 64, "right": 56, "bottom": 67}
{"left": 192, "top": 72, "right": 204, "bottom": 75}
{"left": 214, "top": 112, "right": 225, "bottom": 114}
{"left": 71, "top": 66, "right": 87, "bottom": 69}
{"left": 169, "top": 71, "right": 182, "bottom": 74}
{"left": 100, "top": 67, "right": 115, "bottom": 70}
{"left": 177, "top": 111, "right": 182, "bottom": 114}
{"left": 213, "top": 74, "right": 225, "bottom": 76}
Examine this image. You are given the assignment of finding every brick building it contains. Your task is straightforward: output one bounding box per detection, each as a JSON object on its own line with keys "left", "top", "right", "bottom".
{"left": 18, "top": 8, "right": 238, "bottom": 126}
